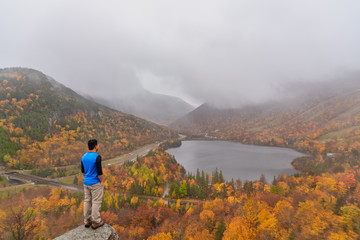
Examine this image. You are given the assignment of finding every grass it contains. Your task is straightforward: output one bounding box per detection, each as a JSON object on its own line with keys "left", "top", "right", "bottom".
{"left": 60, "top": 176, "right": 76, "bottom": 185}
{"left": 318, "top": 126, "right": 360, "bottom": 142}
{"left": 0, "top": 185, "right": 33, "bottom": 199}
{"left": 0, "top": 176, "right": 9, "bottom": 187}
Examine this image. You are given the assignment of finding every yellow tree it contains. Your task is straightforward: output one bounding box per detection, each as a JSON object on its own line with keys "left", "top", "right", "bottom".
{"left": 200, "top": 209, "right": 215, "bottom": 230}
{"left": 222, "top": 216, "right": 255, "bottom": 240}
{"left": 257, "top": 202, "right": 281, "bottom": 239}
{"left": 223, "top": 198, "right": 257, "bottom": 240}
{"left": 147, "top": 232, "right": 172, "bottom": 240}
{"left": 295, "top": 200, "right": 344, "bottom": 239}
{"left": 0, "top": 205, "right": 40, "bottom": 240}
{"left": 190, "top": 229, "right": 214, "bottom": 240}
{"left": 274, "top": 200, "right": 294, "bottom": 231}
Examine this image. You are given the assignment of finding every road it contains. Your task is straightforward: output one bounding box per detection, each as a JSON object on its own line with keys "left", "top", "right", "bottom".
{"left": 105, "top": 142, "right": 161, "bottom": 166}
{"left": 162, "top": 179, "right": 169, "bottom": 198}
{"left": 2, "top": 171, "right": 83, "bottom": 191}
{"left": 0, "top": 136, "right": 199, "bottom": 205}
{"left": 0, "top": 142, "right": 162, "bottom": 192}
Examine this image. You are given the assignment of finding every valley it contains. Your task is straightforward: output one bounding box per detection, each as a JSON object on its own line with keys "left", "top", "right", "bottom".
{"left": 0, "top": 68, "right": 360, "bottom": 239}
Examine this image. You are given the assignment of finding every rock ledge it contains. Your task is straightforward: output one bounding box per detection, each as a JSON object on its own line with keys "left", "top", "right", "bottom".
{"left": 54, "top": 223, "right": 119, "bottom": 240}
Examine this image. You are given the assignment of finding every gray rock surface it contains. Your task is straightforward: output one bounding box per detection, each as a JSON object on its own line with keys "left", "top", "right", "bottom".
{"left": 54, "top": 223, "right": 119, "bottom": 240}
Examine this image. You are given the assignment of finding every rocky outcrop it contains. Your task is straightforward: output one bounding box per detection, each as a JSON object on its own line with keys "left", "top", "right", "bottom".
{"left": 54, "top": 224, "right": 119, "bottom": 240}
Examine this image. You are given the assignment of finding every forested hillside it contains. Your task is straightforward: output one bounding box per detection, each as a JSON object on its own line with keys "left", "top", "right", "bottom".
{"left": 0, "top": 67, "right": 176, "bottom": 169}
{"left": 1, "top": 148, "right": 359, "bottom": 239}
{"left": 2, "top": 70, "right": 360, "bottom": 239}
{"left": 171, "top": 78, "right": 360, "bottom": 173}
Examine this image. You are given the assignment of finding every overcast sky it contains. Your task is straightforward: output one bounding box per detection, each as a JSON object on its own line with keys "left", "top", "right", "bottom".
{"left": 1, "top": 0, "right": 360, "bottom": 107}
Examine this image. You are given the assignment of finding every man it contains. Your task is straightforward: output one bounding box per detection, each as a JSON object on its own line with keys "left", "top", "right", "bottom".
{"left": 81, "top": 139, "right": 105, "bottom": 229}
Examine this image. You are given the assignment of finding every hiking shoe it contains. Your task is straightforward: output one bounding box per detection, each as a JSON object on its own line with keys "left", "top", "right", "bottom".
{"left": 85, "top": 222, "right": 92, "bottom": 228}
{"left": 91, "top": 220, "right": 105, "bottom": 229}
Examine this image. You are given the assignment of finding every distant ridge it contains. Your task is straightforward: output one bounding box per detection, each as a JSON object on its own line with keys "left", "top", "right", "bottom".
{"left": 0, "top": 67, "right": 176, "bottom": 169}
{"left": 89, "top": 90, "right": 194, "bottom": 126}
{"left": 170, "top": 77, "right": 360, "bottom": 156}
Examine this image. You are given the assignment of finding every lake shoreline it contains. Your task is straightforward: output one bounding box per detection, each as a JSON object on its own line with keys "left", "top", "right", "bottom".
{"left": 180, "top": 137, "right": 310, "bottom": 172}
{"left": 167, "top": 140, "right": 305, "bottom": 182}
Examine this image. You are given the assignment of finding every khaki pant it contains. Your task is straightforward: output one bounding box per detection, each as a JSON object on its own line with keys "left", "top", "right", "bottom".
{"left": 83, "top": 182, "right": 104, "bottom": 224}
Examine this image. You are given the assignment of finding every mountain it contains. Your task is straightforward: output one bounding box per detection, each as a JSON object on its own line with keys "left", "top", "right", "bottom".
{"left": 170, "top": 77, "right": 360, "bottom": 158}
{"left": 0, "top": 67, "right": 177, "bottom": 169}
{"left": 88, "top": 90, "right": 194, "bottom": 126}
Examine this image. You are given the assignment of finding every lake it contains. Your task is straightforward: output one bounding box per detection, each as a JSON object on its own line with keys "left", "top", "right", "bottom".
{"left": 166, "top": 140, "right": 305, "bottom": 182}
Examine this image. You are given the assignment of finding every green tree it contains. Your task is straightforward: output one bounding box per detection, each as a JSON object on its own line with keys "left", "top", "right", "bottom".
{"left": 213, "top": 168, "right": 219, "bottom": 183}
{"left": 215, "top": 218, "right": 226, "bottom": 240}
{"left": 219, "top": 170, "right": 224, "bottom": 183}
{"left": 179, "top": 182, "right": 188, "bottom": 198}
{"left": 341, "top": 205, "right": 360, "bottom": 234}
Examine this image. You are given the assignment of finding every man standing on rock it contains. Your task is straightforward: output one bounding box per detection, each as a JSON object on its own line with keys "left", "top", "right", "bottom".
{"left": 81, "top": 139, "right": 105, "bottom": 229}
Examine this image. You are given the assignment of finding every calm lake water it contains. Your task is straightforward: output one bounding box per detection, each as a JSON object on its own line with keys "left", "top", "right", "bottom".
{"left": 166, "top": 140, "right": 305, "bottom": 182}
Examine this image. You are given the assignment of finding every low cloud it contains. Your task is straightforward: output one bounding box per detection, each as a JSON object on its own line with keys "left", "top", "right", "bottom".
{"left": 1, "top": 0, "right": 360, "bottom": 106}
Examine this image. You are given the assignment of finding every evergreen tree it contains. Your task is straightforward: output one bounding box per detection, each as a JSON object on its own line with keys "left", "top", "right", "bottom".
{"left": 215, "top": 218, "right": 226, "bottom": 240}
{"left": 201, "top": 170, "right": 205, "bottom": 185}
{"left": 244, "top": 181, "right": 254, "bottom": 194}
{"left": 73, "top": 175, "right": 78, "bottom": 185}
{"left": 213, "top": 167, "right": 219, "bottom": 183}
{"left": 272, "top": 176, "right": 277, "bottom": 185}
{"left": 219, "top": 170, "right": 224, "bottom": 183}
{"left": 259, "top": 173, "right": 266, "bottom": 184}
{"left": 196, "top": 168, "right": 201, "bottom": 184}
{"left": 230, "top": 178, "right": 234, "bottom": 187}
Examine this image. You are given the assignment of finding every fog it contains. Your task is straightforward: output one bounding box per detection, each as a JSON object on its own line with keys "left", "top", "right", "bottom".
{"left": 1, "top": 0, "right": 360, "bottom": 107}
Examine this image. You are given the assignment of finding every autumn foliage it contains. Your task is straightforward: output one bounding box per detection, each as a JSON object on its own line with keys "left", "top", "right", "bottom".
{"left": 1, "top": 149, "right": 360, "bottom": 239}
{"left": 1, "top": 69, "right": 360, "bottom": 239}
{"left": 171, "top": 80, "right": 360, "bottom": 174}
{"left": 0, "top": 68, "right": 176, "bottom": 169}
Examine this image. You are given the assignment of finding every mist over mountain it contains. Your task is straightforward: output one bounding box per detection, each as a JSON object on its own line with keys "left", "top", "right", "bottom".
{"left": 171, "top": 76, "right": 360, "bottom": 155}
{"left": 87, "top": 90, "right": 194, "bottom": 125}
{"left": 0, "top": 67, "right": 176, "bottom": 168}
{"left": 2, "top": 1, "right": 360, "bottom": 108}
{"left": 1, "top": 1, "right": 360, "bottom": 239}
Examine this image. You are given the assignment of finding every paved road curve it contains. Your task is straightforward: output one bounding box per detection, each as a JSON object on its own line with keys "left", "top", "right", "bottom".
{"left": 0, "top": 142, "right": 162, "bottom": 192}
{"left": 106, "top": 142, "right": 161, "bottom": 166}
{"left": 0, "top": 136, "right": 199, "bottom": 205}
{"left": 2, "top": 171, "right": 83, "bottom": 191}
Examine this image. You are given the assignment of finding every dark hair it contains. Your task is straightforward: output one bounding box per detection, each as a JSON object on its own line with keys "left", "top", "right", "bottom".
{"left": 88, "top": 139, "right": 98, "bottom": 150}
